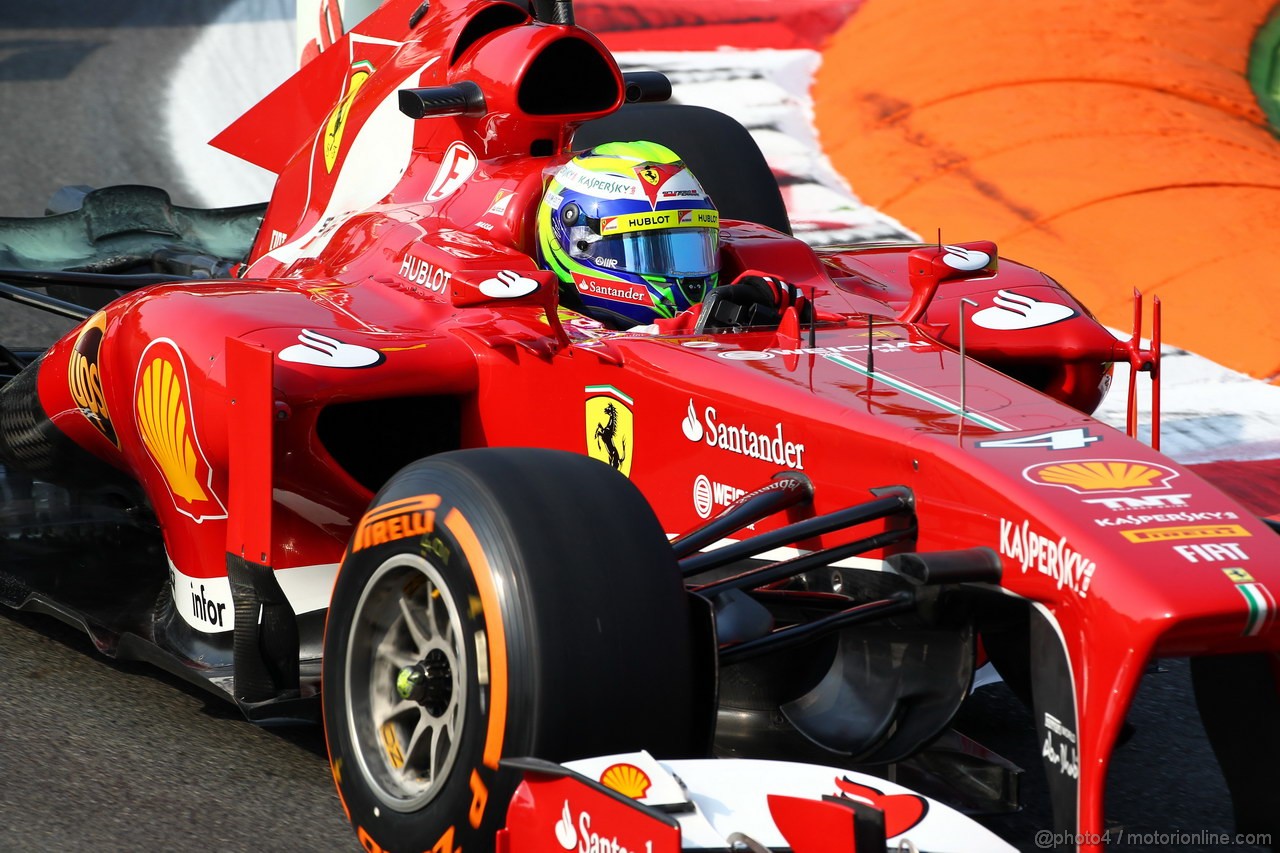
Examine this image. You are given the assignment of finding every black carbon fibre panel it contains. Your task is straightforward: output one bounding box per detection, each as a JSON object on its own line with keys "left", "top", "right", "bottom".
{"left": 0, "top": 354, "right": 130, "bottom": 487}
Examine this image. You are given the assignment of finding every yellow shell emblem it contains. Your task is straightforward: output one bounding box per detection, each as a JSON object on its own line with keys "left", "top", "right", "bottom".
{"left": 599, "top": 763, "right": 651, "bottom": 799}
{"left": 137, "top": 356, "right": 208, "bottom": 503}
{"left": 133, "top": 340, "right": 227, "bottom": 523}
{"left": 1026, "top": 459, "right": 1176, "bottom": 494}
{"left": 324, "top": 61, "right": 374, "bottom": 172}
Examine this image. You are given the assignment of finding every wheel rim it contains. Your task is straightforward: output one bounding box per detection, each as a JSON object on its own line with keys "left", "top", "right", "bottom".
{"left": 345, "top": 553, "right": 468, "bottom": 812}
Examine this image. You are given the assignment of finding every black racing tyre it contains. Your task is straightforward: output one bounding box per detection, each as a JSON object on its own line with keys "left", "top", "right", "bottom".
{"left": 322, "top": 447, "right": 710, "bottom": 852}
{"left": 575, "top": 102, "right": 793, "bottom": 235}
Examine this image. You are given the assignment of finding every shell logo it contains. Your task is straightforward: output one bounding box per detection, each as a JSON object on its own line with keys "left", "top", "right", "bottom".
{"left": 67, "top": 311, "right": 118, "bottom": 447}
{"left": 599, "top": 763, "right": 651, "bottom": 799}
{"left": 1023, "top": 459, "right": 1179, "bottom": 494}
{"left": 134, "top": 339, "right": 227, "bottom": 523}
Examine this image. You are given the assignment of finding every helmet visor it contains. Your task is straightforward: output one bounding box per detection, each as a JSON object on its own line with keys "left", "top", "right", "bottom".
{"left": 585, "top": 228, "right": 719, "bottom": 278}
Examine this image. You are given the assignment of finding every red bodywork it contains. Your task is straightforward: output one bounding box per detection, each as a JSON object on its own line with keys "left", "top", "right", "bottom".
{"left": 17, "top": 0, "right": 1278, "bottom": 848}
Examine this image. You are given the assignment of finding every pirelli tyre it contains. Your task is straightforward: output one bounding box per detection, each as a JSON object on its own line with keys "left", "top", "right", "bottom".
{"left": 322, "top": 447, "right": 710, "bottom": 851}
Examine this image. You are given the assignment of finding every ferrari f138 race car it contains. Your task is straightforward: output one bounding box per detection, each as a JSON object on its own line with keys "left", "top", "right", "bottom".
{"left": 0, "top": 0, "right": 1277, "bottom": 850}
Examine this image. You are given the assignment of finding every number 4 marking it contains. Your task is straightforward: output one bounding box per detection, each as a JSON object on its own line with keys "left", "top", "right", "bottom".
{"left": 976, "top": 428, "right": 1101, "bottom": 451}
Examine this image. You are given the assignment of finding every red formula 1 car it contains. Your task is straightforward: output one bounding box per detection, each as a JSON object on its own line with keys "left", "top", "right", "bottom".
{"left": 0, "top": 0, "right": 1277, "bottom": 850}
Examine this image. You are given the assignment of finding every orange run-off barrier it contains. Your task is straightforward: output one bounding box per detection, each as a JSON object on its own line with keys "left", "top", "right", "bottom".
{"left": 814, "top": 0, "right": 1280, "bottom": 384}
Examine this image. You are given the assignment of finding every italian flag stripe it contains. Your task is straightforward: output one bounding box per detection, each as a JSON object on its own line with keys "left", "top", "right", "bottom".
{"left": 1236, "top": 583, "right": 1276, "bottom": 637}
{"left": 585, "top": 385, "right": 634, "bottom": 405}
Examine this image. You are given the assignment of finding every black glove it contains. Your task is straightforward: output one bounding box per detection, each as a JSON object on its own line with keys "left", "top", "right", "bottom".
{"left": 705, "top": 272, "right": 812, "bottom": 329}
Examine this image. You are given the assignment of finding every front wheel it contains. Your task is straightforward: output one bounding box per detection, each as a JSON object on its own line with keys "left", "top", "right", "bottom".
{"left": 323, "top": 448, "right": 711, "bottom": 851}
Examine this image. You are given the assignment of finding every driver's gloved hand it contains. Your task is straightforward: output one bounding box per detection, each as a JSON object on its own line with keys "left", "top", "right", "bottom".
{"left": 706, "top": 272, "right": 812, "bottom": 329}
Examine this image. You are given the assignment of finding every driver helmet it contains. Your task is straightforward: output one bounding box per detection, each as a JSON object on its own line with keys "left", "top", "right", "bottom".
{"left": 537, "top": 141, "right": 719, "bottom": 327}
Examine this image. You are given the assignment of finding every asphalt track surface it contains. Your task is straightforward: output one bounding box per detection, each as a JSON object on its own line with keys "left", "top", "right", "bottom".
{"left": 0, "top": 5, "right": 1265, "bottom": 852}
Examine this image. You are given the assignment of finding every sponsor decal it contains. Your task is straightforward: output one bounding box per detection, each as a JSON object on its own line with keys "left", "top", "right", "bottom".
{"left": 134, "top": 339, "right": 228, "bottom": 523}
{"left": 478, "top": 270, "right": 538, "bottom": 299}
{"left": 555, "top": 800, "right": 577, "bottom": 850}
{"left": 399, "top": 252, "right": 452, "bottom": 292}
{"left": 693, "top": 474, "right": 806, "bottom": 520}
{"left": 599, "top": 764, "right": 651, "bottom": 799}
{"left": 269, "top": 229, "right": 288, "bottom": 250}
{"left": 1174, "top": 542, "right": 1249, "bottom": 562}
{"left": 680, "top": 399, "right": 806, "bottom": 469}
{"left": 486, "top": 188, "right": 514, "bottom": 216}
{"left": 1096, "top": 510, "right": 1239, "bottom": 528}
{"left": 425, "top": 141, "right": 477, "bottom": 202}
{"left": 1023, "top": 459, "right": 1179, "bottom": 494}
{"left": 716, "top": 340, "right": 932, "bottom": 361}
{"left": 1119, "top": 524, "right": 1252, "bottom": 543}
{"left": 68, "top": 311, "right": 118, "bottom": 447}
{"left": 574, "top": 274, "right": 650, "bottom": 306}
{"left": 552, "top": 799, "right": 653, "bottom": 853}
{"left": 971, "top": 289, "right": 1075, "bottom": 330}
{"left": 681, "top": 400, "right": 704, "bottom": 441}
{"left": 600, "top": 209, "right": 718, "bottom": 234}
{"left": 1236, "top": 583, "right": 1276, "bottom": 637}
{"left": 350, "top": 494, "right": 441, "bottom": 552}
{"left": 999, "top": 518, "right": 1096, "bottom": 598}
{"left": 1083, "top": 493, "right": 1192, "bottom": 510}
{"left": 586, "top": 386, "right": 633, "bottom": 477}
{"left": 692, "top": 474, "right": 714, "bottom": 518}
{"left": 1042, "top": 713, "right": 1080, "bottom": 779}
{"left": 1223, "top": 567, "right": 1255, "bottom": 583}
{"left": 941, "top": 244, "right": 991, "bottom": 270}
{"left": 557, "top": 161, "right": 638, "bottom": 198}
{"left": 634, "top": 162, "right": 684, "bottom": 207}
{"left": 189, "top": 581, "right": 228, "bottom": 629}
{"left": 832, "top": 777, "right": 927, "bottom": 838}
{"left": 169, "top": 563, "right": 235, "bottom": 632}
{"left": 324, "top": 60, "right": 374, "bottom": 172}
{"left": 692, "top": 474, "right": 742, "bottom": 519}
{"left": 279, "top": 329, "right": 383, "bottom": 368}
{"left": 976, "top": 428, "right": 1100, "bottom": 451}
{"left": 679, "top": 339, "right": 720, "bottom": 349}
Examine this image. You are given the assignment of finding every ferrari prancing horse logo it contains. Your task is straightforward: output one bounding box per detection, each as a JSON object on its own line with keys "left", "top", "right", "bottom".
{"left": 324, "top": 60, "right": 374, "bottom": 173}
{"left": 585, "top": 386, "right": 633, "bottom": 477}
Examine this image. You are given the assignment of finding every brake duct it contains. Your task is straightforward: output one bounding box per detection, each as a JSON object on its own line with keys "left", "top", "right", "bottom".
{"left": 675, "top": 474, "right": 1000, "bottom": 763}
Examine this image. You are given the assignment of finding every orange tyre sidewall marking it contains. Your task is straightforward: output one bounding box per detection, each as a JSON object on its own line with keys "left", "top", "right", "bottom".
{"left": 326, "top": 499, "right": 509, "bottom": 838}
{"left": 444, "top": 507, "right": 508, "bottom": 770}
